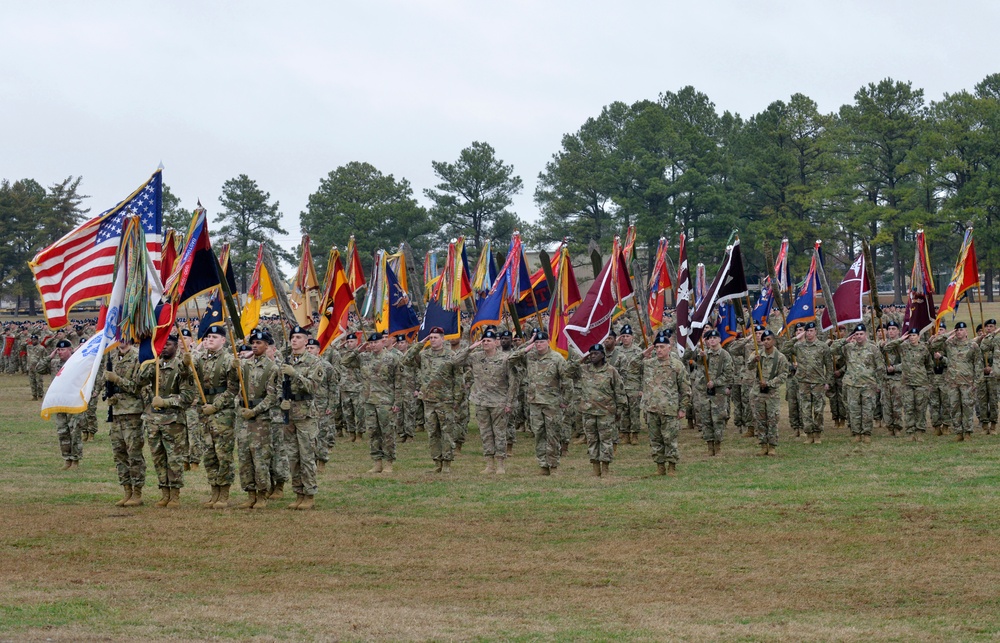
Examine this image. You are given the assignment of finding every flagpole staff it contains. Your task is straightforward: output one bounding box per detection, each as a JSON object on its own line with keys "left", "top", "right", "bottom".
{"left": 762, "top": 242, "right": 787, "bottom": 330}
{"left": 223, "top": 314, "right": 250, "bottom": 409}
{"left": 174, "top": 319, "right": 207, "bottom": 405}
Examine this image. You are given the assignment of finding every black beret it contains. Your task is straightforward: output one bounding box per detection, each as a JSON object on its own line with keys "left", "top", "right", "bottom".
{"left": 499, "top": 330, "right": 512, "bottom": 338}
{"left": 853, "top": 323, "right": 866, "bottom": 333}
{"left": 307, "top": 338, "right": 321, "bottom": 346}
{"left": 987, "top": 319, "right": 997, "bottom": 325}
{"left": 205, "top": 324, "right": 226, "bottom": 337}
{"left": 56, "top": 339, "right": 73, "bottom": 348}
{"left": 483, "top": 329, "right": 498, "bottom": 339}
{"left": 753, "top": 324, "right": 765, "bottom": 332}
{"left": 653, "top": 334, "right": 670, "bottom": 345}
{"left": 367, "top": 332, "right": 383, "bottom": 342}
{"left": 180, "top": 328, "right": 193, "bottom": 337}
{"left": 955, "top": 321, "right": 968, "bottom": 329}
{"left": 249, "top": 329, "right": 268, "bottom": 343}
{"left": 805, "top": 321, "right": 817, "bottom": 330}
{"left": 761, "top": 330, "right": 775, "bottom": 339}
{"left": 395, "top": 334, "right": 407, "bottom": 342}
{"left": 289, "top": 325, "right": 310, "bottom": 338}
{"left": 704, "top": 329, "right": 720, "bottom": 339}
{"left": 534, "top": 331, "right": 550, "bottom": 341}
{"left": 886, "top": 321, "right": 899, "bottom": 328}
{"left": 620, "top": 324, "right": 633, "bottom": 335}
{"left": 589, "top": 343, "right": 605, "bottom": 353}
{"left": 907, "top": 327, "right": 920, "bottom": 335}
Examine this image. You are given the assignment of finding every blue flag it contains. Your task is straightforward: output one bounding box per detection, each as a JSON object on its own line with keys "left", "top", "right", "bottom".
{"left": 752, "top": 282, "right": 774, "bottom": 326}
{"left": 717, "top": 302, "right": 740, "bottom": 346}
{"left": 419, "top": 298, "right": 460, "bottom": 340}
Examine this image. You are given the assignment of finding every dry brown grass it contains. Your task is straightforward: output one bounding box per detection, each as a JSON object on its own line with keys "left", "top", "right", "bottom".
{"left": 2, "top": 343, "right": 1000, "bottom": 641}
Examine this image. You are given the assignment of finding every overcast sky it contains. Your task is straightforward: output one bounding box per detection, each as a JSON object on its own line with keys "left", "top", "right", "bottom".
{"left": 4, "top": 1, "right": 1000, "bottom": 256}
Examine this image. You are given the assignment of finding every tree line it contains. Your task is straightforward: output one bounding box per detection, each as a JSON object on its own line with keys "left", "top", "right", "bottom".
{"left": 5, "top": 74, "right": 1000, "bottom": 314}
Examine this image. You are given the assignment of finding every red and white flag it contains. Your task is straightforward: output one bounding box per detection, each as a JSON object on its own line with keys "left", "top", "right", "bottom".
{"left": 564, "top": 248, "right": 633, "bottom": 355}
{"left": 820, "top": 253, "right": 870, "bottom": 331}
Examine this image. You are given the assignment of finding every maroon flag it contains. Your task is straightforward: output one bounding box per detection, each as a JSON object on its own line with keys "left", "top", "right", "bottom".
{"left": 688, "top": 239, "right": 749, "bottom": 346}
{"left": 820, "top": 253, "right": 870, "bottom": 331}
{"left": 675, "top": 234, "right": 693, "bottom": 352}
{"left": 903, "top": 229, "right": 936, "bottom": 334}
{"left": 565, "top": 248, "right": 633, "bottom": 355}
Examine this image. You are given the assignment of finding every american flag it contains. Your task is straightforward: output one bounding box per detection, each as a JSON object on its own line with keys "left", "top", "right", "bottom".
{"left": 30, "top": 169, "right": 162, "bottom": 330}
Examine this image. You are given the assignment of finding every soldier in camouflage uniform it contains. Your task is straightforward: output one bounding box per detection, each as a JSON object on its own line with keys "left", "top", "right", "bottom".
{"left": 177, "top": 329, "right": 203, "bottom": 470}
{"left": 784, "top": 322, "right": 804, "bottom": 438}
{"left": 35, "top": 339, "right": 84, "bottom": 469}
{"left": 787, "top": 321, "right": 832, "bottom": 443}
{"left": 342, "top": 332, "right": 400, "bottom": 473}
{"left": 138, "top": 334, "right": 196, "bottom": 507}
{"left": 830, "top": 324, "right": 885, "bottom": 443}
{"left": 449, "top": 337, "right": 472, "bottom": 452}
{"left": 613, "top": 325, "right": 644, "bottom": 446}
{"left": 879, "top": 321, "right": 904, "bottom": 437}
{"left": 884, "top": 327, "right": 933, "bottom": 440}
{"left": 402, "top": 326, "right": 460, "bottom": 472}
{"left": 684, "top": 329, "right": 734, "bottom": 456}
{"left": 338, "top": 333, "right": 365, "bottom": 442}
{"left": 454, "top": 329, "right": 518, "bottom": 474}
{"left": 235, "top": 329, "right": 280, "bottom": 509}
{"left": 501, "top": 331, "right": 524, "bottom": 454}
{"left": 307, "top": 338, "right": 337, "bottom": 471}
{"left": 393, "top": 335, "right": 419, "bottom": 442}
{"left": 263, "top": 329, "right": 289, "bottom": 499}
{"left": 193, "top": 325, "right": 241, "bottom": 509}
{"left": 641, "top": 331, "right": 690, "bottom": 476}
{"left": 103, "top": 341, "right": 146, "bottom": 506}
{"left": 510, "top": 330, "right": 573, "bottom": 475}
{"left": 279, "top": 326, "right": 325, "bottom": 510}
{"left": 931, "top": 322, "right": 984, "bottom": 441}
{"left": 26, "top": 335, "right": 46, "bottom": 400}
{"left": 577, "top": 344, "right": 624, "bottom": 477}
{"left": 747, "top": 330, "right": 789, "bottom": 455}
{"left": 975, "top": 319, "right": 998, "bottom": 434}
{"left": 726, "top": 324, "right": 758, "bottom": 438}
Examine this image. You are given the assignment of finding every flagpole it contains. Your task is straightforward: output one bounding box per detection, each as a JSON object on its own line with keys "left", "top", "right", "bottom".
{"left": 220, "top": 296, "right": 250, "bottom": 409}
{"left": 762, "top": 242, "right": 787, "bottom": 330}
{"left": 174, "top": 320, "right": 207, "bottom": 404}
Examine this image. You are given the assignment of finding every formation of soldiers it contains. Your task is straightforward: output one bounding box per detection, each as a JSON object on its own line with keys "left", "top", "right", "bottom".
{"left": 9, "top": 299, "right": 998, "bottom": 508}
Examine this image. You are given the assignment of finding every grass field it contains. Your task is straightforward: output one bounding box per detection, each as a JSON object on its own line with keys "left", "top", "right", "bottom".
{"left": 2, "top": 363, "right": 1000, "bottom": 641}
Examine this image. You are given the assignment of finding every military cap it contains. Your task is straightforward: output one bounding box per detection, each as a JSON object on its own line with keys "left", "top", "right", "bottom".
{"left": 805, "top": 321, "right": 817, "bottom": 330}
{"left": 886, "top": 320, "right": 899, "bottom": 328}
{"left": 761, "top": 329, "right": 775, "bottom": 339}
{"left": 852, "top": 323, "right": 866, "bottom": 333}
{"left": 976, "top": 324, "right": 983, "bottom": 333}
{"left": 704, "top": 329, "right": 720, "bottom": 339}
{"left": 939, "top": 321, "right": 947, "bottom": 329}
{"left": 395, "top": 334, "right": 407, "bottom": 342}
{"left": 55, "top": 339, "right": 73, "bottom": 349}
{"left": 249, "top": 329, "right": 268, "bottom": 343}
{"left": 659, "top": 328, "right": 673, "bottom": 338}
{"left": 263, "top": 330, "right": 275, "bottom": 345}
{"left": 907, "top": 327, "right": 920, "bottom": 335}
{"left": 653, "top": 334, "right": 670, "bottom": 345}
{"left": 307, "top": 337, "right": 321, "bottom": 346}
{"left": 955, "top": 321, "right": 968, "bottom": 329}
{"left": 166, "top": 333, "right": 179, "bottom": 342}
{"left": 795, "top": 322, "right": 805, "bottom": 329}
{"left": 499, "top": 330, "right": 512, "bottom": 338}
{"left": 607, "top": 329, "right": 617, "bottom": 338}
{"left": 620, "top": 324, "right": 633, "bottom": 335}
{"left": 30, "top": 334, "right": 39, "bottom": 341}
{"left": 987, "top": 318, "right": 998, "bottom": 326}
{"left": 428, "top": 326, "right": 446, "bottom": 335}
{"left": 589, "top": 343, "right": 605, "bottom": 353}
{"left": 289, "top": 325, "right": 310, "bottom": 338}
{"left": 534, "top": 330, "right": 550, "bottom": 341}
{"left": 180, "top": 328, "right": 193, "bottom": 337}
{"left": 205, "top": 324, "right": 226, "bottom": 337}
{"left": 238, "top": 343, "right": 251, "bottom": 352}
{"left": 367, "top": 332, "right": 383, "bottom": 342}
{"left": 483, "top": 329, "right": 498, "bottom": 339}
{"left": 753, "top": 324, "right": 765, "bottom": 332}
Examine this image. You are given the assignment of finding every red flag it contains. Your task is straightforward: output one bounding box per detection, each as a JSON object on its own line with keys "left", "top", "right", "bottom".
{"left": 820, "top": 253, "right": 870, "bottom": 331}
{"left": 345, "top": 236, "right": 366, "bottom": 295}
{"left": 647, "top": 238, "right": 671, "bottom": 331}
{"left": 936, "top": 228, "right": 978, "bottom": 323}
{"left": 565, "top": 248, "right": 632, "bottom": 355}
{"left": 547, "top": 245, "right": 582, "bottom": 356}
{"left": 675, "top": 234, "right": 693, "bottom": 351}
{"left": 317, "top": 250, "right": 355, "bottom": 353}
{"left": 903, "top": 229, "right": 937, "bottom": 334}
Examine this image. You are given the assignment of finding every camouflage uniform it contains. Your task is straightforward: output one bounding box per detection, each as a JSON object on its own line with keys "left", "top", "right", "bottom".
{"left": 505, "top": 346, "right": 526, "bottom": 447}
{"left": 747, "top": 346, "right": 789, "bottom": 448}
{"left": 879, "top": 338, "right": 904, "bottom": 435}
{"left": 641, "top": 353, "right": 691, "bottom": 466}
{"left": 394, "top": 343, "right": 420, "bottom": 440}
{"left": 787, "top": 336, "right": 832, "bottom": 437}
{"left": 884, "top": 337, "right": 933, "bottom": 436}
{"left": 106, "top": 348, "right": 146, "bottom": 490}
{"left": 195, "top": 349, "right": 241, "bottom": 488}
{"left": 342, "top": 347, "right": 400, "bottom": 464}
{"left": 281, "top": 351, "right": 325, "bottom": 497}
{"left": 454, "top": 347, "right": 518, "bottom": 459}
{"left": 238, "top": 353, "right": 279, "bottom": 494}
{"left": 139, "top": 354, "right": 196, "bottom": 489}
{"left": 613, "top": 342, "right": 644, "bottom": 443}
{"left": 830, "top": 338, "right": 885, "bottom": 437}
{"left": 512, "top": 346, "right": 574, "bottom": 470}
{"left": 976, "top": 332, "right": 999, "bottom": 431}
{"left": 337, "top": 345, "right": 365, "bottom": 440}
{"left": 402, "top": 342, "right": 460, "bottom": 465}
{"left": 932, "top": 334, "right": 984, "bottom": 437}
{"left": 313, "top": 355, "right": 338, "bottom": 465}
{"left": 26, "top": 343, "right": 46, "bottom": 399}
{"left": 36, "top": 354, "right": 84, "bottom": 463}
{"left": 453, "top": 353, "right": 471, "bottom": 448}
{"left": 577, "top": 360, "right": 626, "bottom": 464}
{"left": 726, "top": 336, "right": 754, "bottom": 436}
{"left": 684, "top": 346, "right": 734, "bottom": 447}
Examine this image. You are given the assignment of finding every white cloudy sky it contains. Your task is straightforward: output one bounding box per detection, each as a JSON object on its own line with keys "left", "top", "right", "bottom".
{"left": 3, "top": 0, "right": 999, "bottom": 255}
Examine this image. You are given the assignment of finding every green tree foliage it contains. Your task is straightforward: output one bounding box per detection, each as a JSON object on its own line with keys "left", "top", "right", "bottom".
{"left": 425, "top": 141, "right": 524, "bottom": 253}
{"left": 300, "top": 162, "right": 431, "bottom": 276}
{"left": 161, "top": 184, "right": 193, "bottom": 233}
{"left": 217, "top": 174, "right": 293, "bottom": 292}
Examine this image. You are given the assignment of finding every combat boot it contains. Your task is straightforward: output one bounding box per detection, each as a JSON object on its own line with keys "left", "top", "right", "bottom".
{"left": 82, "top": 432, "right": 89, "bottom": 442}
{"left": 956, "top": 432, "right": 965, "bottom": 442}
{"left": 933, "top": 425, "right": 942, "bottom": 436}
{"left": 189, "top": 462, "right": 199, "bottom": 471}
{"left": 560, "top": 442, "right": 569, "bottom": 456}
{"left": 482, "top": 457, "right": 496, "bottom": 474}
{"left": 495, "top": 458, "right": 506, "bottom": 475}
{"left": 316, "top": 460, "right": 326, "bottom": 473}
{"left": 203, "top": 486, "right": 220, "bottom": 508}
{"left": 212, "top": 485, "right": 230, "bottom": 509}
{"left": 286, "top": 493, "right": 304, "bottom": 510}
{"left": 714, "top": 441, "right": 721, "bottom": 455}
{"left": 124, "top": 488, "right": 143, "bottom": 507}
{"left": 916, "top": 432, "right": 925, "bottom": 442}
{"left": 69, "top": 460, "right": 80, "bottom": 469}
{"left": 382, "top": 460, "right": 393, "bottom": 474}
{"left": 758, "top": 444, "right": 768, "bottom": 457}
{"left": 591, "top": 460, "right": 601, "bottom": 477}
{"left": 367, "top": 460, "right": 383, "bottom": 474}
{"left": 600, "top": 461, "right": 610, "bottom": 477}
{"left": 667, "top": 462, "right": 677, "bottom": 477}
{"left": 506, "top": 443, "right": 513, "bottom": 456}
{"left": 252, "top": 493, "right": 267, "bottom": 510}
{"left": 154, "top": 487, "right": 170, "bottom": 508}
{"left": 268, "top": 482, "right": 284, "bottom": 500}
{"left": 435, "top": 461, "right": 443, "bottom": 473}
{"left": 707, "top": 441, "right": 715, "bottom": 456}
{"left": 297, "top": 495, "right": 315, "bottom": 510}
{"left": 656, "top": 462, "right": 666, "bottom": 476}
{"left": 351, "top": 432, "right": 358, "bottom": 442}
{"left": 455, "top": 442, "right": 463, "bottom": 453}
{"left": 115, "top": 485, "right": 133, "bottom": 507}
{"left": 237, "top": 491, "right": 257, "bottom": 510}
{"left": 165, "top": 488, "right": 181, "bottom": 508}
{"left": 767, "top": 445, "right": 777, "bottom": 457}
{"left": 852, "top": 434, "right": 862, "bottom": 443}
{"left": 183, "top": 462, "right": 191, "bottom": 471}
{"left": 441, "top": 461, "right": 451, "bottom": 474}
{"left": 539, "top": 466, "right": 551, "bottom": 476}
{"left": 573, "top": 435, "right": 586, "bottom": 445}
{"left": 862, "top": 435, "right": 871, "bottom": 444}
{"left": 813, "top": 434, "right": 822, "bottom": 444}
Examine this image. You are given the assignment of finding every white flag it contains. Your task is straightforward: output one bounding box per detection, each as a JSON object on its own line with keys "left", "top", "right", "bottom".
{"left": 41, "top": 265, "right": 127, "bottom": 419}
